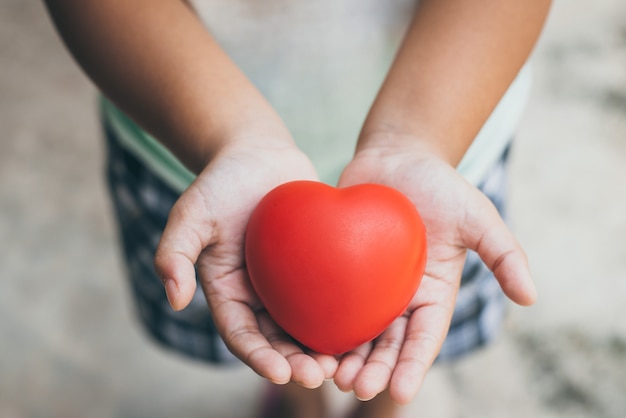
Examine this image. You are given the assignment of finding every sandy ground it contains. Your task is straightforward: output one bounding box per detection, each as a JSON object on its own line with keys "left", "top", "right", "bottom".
{"left": 1, "top": 1, "right": 626, "bottom": 417}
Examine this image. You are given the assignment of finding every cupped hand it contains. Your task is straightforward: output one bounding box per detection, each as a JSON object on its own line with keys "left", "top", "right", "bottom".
{"left": 333, "top": 142, "right": 536, "bottom": 404}
{"left": 154, "top": 139, "right": 338, "bottom": 388}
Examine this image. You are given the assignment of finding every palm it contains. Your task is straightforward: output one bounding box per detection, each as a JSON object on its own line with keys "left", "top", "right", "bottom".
{"left": 334, "top": 152, "right": 535, "bottom": 403}
{"left": 155, "top": 142, "right": 337, "bottom": 388}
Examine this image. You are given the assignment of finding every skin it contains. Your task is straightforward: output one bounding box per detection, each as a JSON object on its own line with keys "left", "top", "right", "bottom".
{"left": 44, "top": 0, "right": 551, "bottom": 416}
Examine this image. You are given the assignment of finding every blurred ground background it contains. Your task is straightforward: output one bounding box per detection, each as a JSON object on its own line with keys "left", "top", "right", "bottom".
{"left": 1, "top": 1, "right": 625, "bottom": 417}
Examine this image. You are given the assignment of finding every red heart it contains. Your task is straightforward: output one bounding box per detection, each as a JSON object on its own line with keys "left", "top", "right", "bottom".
{"left": 245, "top": 181, "right": 427, "bottom": 355}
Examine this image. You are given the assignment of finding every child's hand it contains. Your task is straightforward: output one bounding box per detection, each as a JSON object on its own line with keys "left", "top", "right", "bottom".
{"left": 333, "top": 139, "right": 537, "bottom": 404}
{"left": 154, "top": 139, "right": 337, "bottom": 388}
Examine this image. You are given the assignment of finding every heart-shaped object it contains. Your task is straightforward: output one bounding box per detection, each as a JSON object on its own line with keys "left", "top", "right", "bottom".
{"left": 245, "top": 181, "right": 427, "bottom": 355}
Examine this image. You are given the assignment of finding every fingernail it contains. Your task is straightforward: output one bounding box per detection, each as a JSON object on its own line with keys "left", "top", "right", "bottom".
{"left": 164, "top": 279, "right": 180, "bottom": 310}
{"left": 523, "top": 264, "right": 538, "bottom": 305}
{"left": 528, "top": 279, "right": 538, "bottom": 304}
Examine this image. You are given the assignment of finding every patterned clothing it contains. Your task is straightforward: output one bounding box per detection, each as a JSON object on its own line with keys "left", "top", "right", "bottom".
{"left": 104, "top": 118, "right": 509, "bottom": 365}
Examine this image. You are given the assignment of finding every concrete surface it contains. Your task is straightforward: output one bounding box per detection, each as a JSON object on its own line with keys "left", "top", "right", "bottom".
{"left": 1, "top": 1, "right": 625, "bottom": 417}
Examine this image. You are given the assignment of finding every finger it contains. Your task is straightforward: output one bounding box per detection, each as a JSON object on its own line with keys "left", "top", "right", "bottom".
{"left": 352, "top": 316, "right": 408, "bottom": 401}
{"left": 154, "top": 191, "right": 216, "bottom": 310}
{"left": 389, "top": 298, "right": 453, "bottom": 405}
{"left": 307, "top": 351, "right": 339, "bottom": 380}
{"left": 334, "top": 342, "right": 373, "bottom": 392}
{"left": 463, "top": 196, "right": 537, "bottom": 306}
{"left": 257, "top": 313, "right": 326, "bottom": 388}
{"left": 212, "top": 298, "right": 292, "bottom": 385}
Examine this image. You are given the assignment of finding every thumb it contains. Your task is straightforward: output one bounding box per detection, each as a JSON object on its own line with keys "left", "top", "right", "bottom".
{"left": 463, "top": 194, "right": 537, "bottom": 306}
{"left": 154, "top": 193, "right": 216, "bottom": 311}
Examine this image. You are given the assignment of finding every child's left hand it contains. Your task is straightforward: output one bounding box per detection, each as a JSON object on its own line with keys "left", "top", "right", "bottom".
{"left": 332, "top": 138, "right": 537, "bottom": 404}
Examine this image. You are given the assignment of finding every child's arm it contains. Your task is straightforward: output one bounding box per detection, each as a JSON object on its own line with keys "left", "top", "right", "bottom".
{"left": 358, "top": 0, "right": 551, "bottom": 164}
{"left": 44, "top": 0, "right": 291, "bottom": 173}
{"left": 45, "top": 0, "right": 333, "bottom": 388}
{"left": 335, "top": 0, "right": 551, "bottom": 404}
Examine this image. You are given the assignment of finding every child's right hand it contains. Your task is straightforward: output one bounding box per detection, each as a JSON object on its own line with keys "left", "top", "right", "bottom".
{"left": 154, "top": 138, "right": 338, "bottom": 389}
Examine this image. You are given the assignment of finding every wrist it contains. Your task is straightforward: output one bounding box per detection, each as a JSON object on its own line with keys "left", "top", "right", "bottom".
{"left": 185, "top": 116, "right": 294, "bottom": 174}
{"left": 355, "top": 130, "right": 458, "bottom": 167}
{"left": 203, "top": 129, "right": 299, "bottom": 167}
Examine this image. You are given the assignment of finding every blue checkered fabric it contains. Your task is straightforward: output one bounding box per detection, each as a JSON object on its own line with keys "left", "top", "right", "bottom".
{"left": 437, "top": 147, "right": 509, "bottom": 361}
{"left": 104, "top": 120, "right": 510, "bottom": 365}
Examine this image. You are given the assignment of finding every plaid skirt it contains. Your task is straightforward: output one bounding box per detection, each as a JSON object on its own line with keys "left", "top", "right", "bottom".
{"left": 105, "top": 121, "right": 508, "bottom": 365}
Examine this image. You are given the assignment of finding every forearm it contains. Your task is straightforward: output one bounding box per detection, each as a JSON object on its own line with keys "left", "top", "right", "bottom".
{"left": 359, "top": 0, "right": 551, "bottom": 165}
{"left": 44, "top": 0, "right": 290, "bottom": 173}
